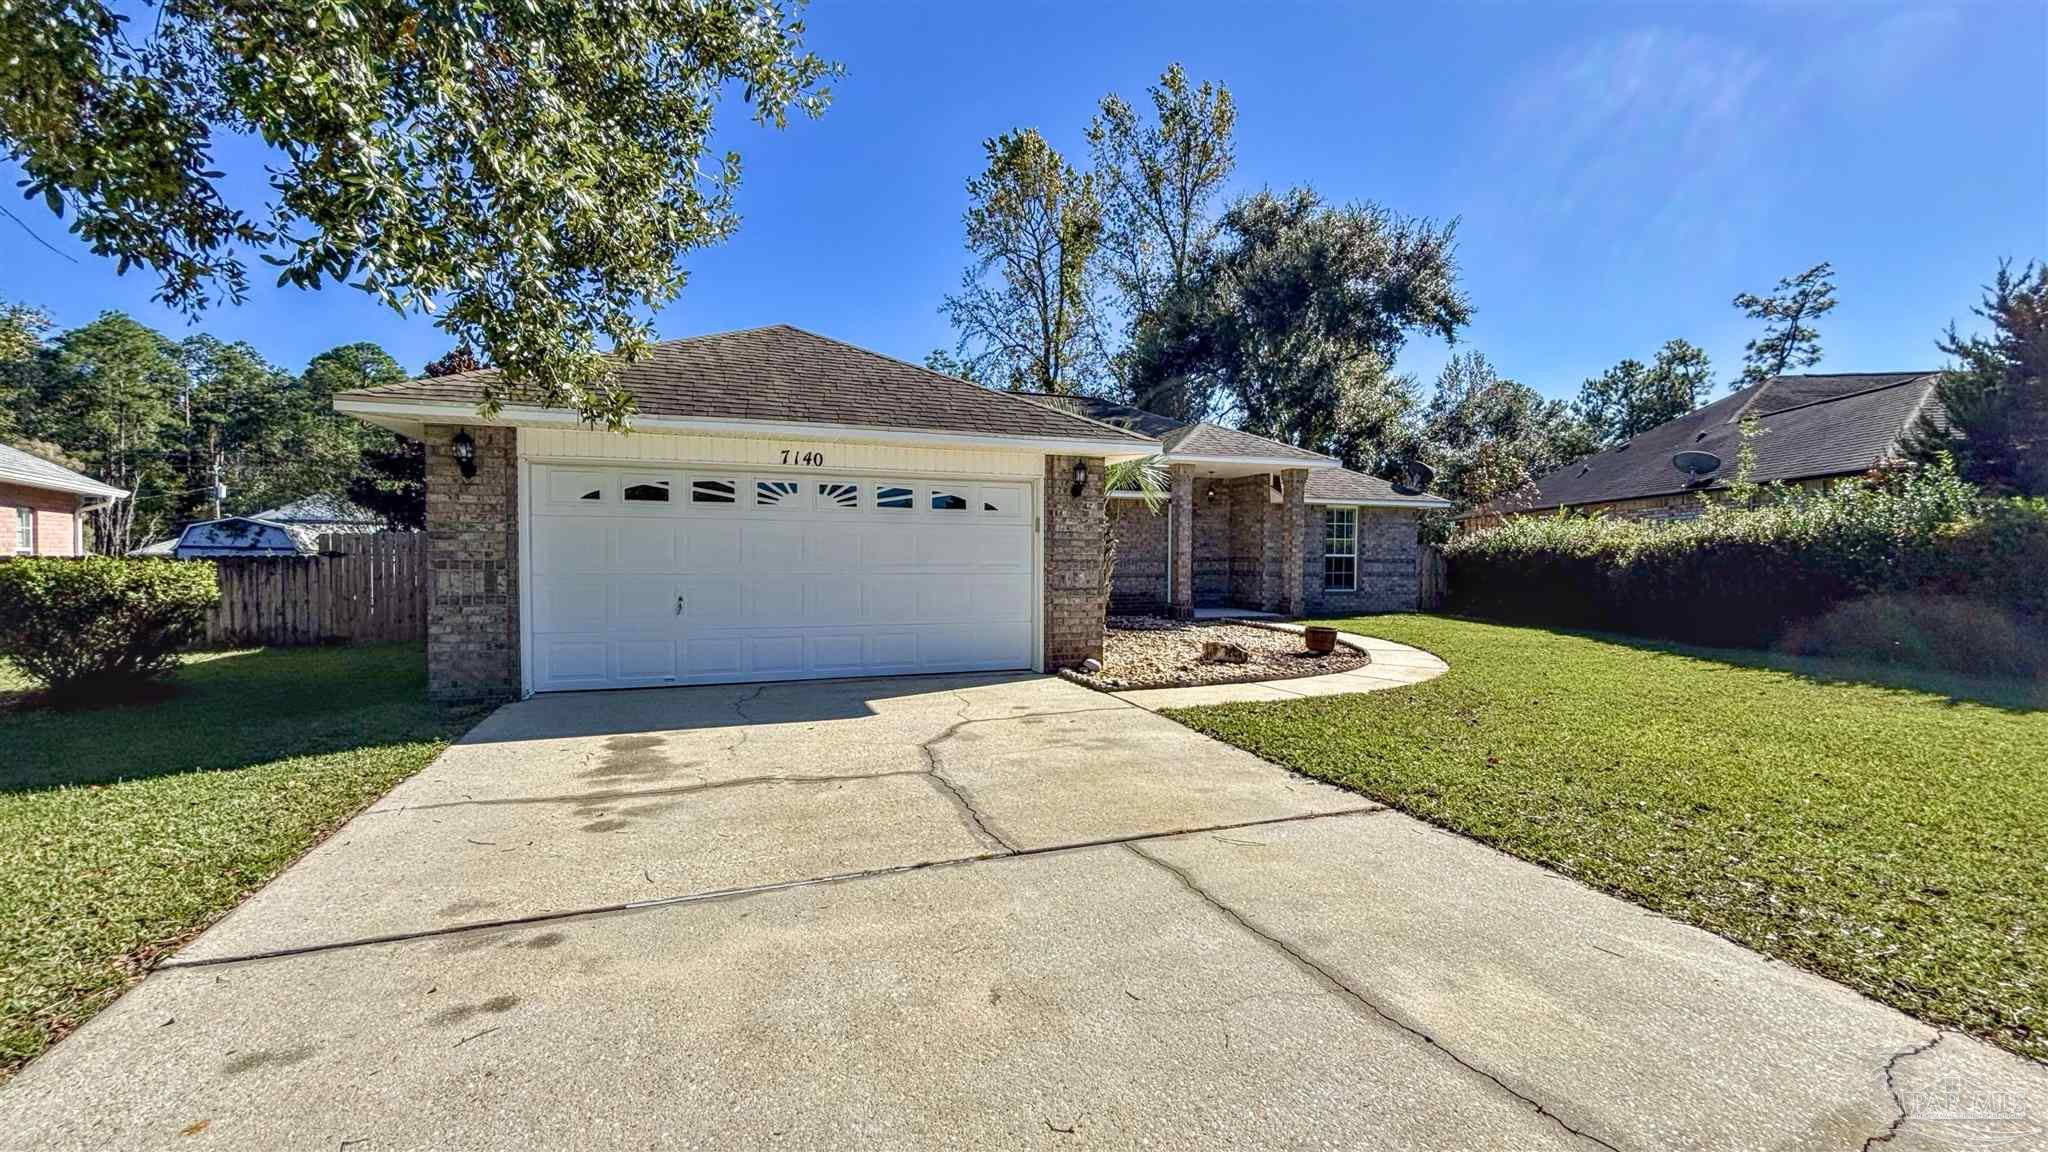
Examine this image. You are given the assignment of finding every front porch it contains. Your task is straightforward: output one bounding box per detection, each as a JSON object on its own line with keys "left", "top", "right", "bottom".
{"left": 1109, "top": 463, "right": 1308, "bottom": 618}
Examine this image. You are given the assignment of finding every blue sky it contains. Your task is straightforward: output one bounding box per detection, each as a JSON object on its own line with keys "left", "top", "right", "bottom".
{"left": 3, "top": 2, "right": 2044, "bottom": 401}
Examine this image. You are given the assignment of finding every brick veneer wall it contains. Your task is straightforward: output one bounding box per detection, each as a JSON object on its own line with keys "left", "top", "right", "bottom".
{"left": 1168, "top": 465, "right": 1194, "bottom": 617}
{"left": 1303, "top": 505, "right": 1424, "bottom": 614}
{"left": 1043, "top": 455, "right": 1107, "bottom": 669}
{"left": 0, "top": 482, "right": 82, "bottom": 556}
{"left": 1225, "top": 475, "right": 1266, "bottom": 606}
{"left": 424, "top": 424, "right": 521, "bottom": 702}
{"left": 1108, "top": 500, "right": 1168, "bottom": 613}
{"left": 1189, "top": 481, "right": 1233, "bottom": 605}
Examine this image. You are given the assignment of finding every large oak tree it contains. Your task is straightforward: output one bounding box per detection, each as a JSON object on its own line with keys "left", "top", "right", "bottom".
{"left": 2, "top": 0, "right": 837, "bottom": 426}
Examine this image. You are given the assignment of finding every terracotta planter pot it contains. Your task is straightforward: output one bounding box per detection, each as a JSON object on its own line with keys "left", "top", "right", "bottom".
{"left": 1303, "top": 626, "right": 1338, "bottom": 655}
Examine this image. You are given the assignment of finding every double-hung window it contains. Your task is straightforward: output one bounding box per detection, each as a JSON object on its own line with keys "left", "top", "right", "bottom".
{"left": 12, "top": 508, "right": 31, "bottom": 556}
{"left": 1322, "top": 507, "right": 1356, "bottom": 591}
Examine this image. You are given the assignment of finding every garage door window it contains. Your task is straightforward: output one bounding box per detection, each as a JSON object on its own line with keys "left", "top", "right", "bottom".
{"left": 818, "top": 482, "right": 861, "bottom": 510}
{"left": 623, "top": 480, "right": 671, "bottom": 503}
{"left": 691, "top": 479, "right": 736, "bottom": 504}
{"left": 930, "top": 488, "right": 968, "bottom": 511}
{"left": 877, "top": 485, "right": 915, "bottom": 510}
{"left": 755, "top": 480, "right": 803, "bottom": 507}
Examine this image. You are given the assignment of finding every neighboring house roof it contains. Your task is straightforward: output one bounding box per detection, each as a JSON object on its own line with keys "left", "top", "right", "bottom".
{"left": 1465, "top": 371, "right": 1942, "bottom": 519}
{"left": 1017, "top": 394, "right": 1336, "bottom": 466}
{"left": 1021, "top": 393, "right": 1446, "bottom": 508}
{"left": 129, "top": 537, "right": 179, "bottom": 557}
{"left": 0, "top": 442, "right": 127, "bottom": 500}
{"left": 251, "top": 494, "right": 384, "bottom": 531}
{"left": 335, "top": 325, "right": 1157, "bottom": 451}
{"left": 169, "top": 517, "right": 322, "bottom": 558}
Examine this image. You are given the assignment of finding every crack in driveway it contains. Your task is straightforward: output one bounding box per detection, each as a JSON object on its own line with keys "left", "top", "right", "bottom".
{"left": 160, "top": 808, "right": 1385, "bottom": 971}
{"left": 1861, "top": 1032, "right": 1945, "bottom": 1151}
{"left": 1122, "top": 841, "right": 1623, "bottom": 1152}
{"left": 386, "top": 769, "right": 935, "bottom": 813}
{"left": 911, "top": 706, "right": 1127, "bottom": 854}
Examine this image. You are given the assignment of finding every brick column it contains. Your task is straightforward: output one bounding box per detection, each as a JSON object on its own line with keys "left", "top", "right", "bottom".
{"left": 1168, "top": 464, "right": 1195, "bottom": 619}
{"left": 1043, "top": 455, "right": 1107, "bottom": 670}
{"left": 424, "top": 424, "right": 521, "bottom": 703}
{"left": 1280, "top": 468, "right": 1308, "bottom": 616}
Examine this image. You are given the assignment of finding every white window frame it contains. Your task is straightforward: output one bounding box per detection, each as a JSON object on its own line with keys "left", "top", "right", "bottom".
{"left": 13, "top": 507, "right": 32, "bottom": 556}
{"left": 1323, "top": 506, "right": 1357, "bottom": 592}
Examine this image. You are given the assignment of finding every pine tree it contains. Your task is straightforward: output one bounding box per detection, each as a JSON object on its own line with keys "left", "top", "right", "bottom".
{"left": 1905, "top": 260, "right": 2047, "bottom": 495}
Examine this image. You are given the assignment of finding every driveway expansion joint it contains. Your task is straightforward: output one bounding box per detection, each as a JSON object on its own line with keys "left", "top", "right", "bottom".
{"left": 1860, "top": 1031, "right": 1945, "bottom": 1151}
{"left": 159, "top": 808, "right": 1386, "bottom": 971}
{"left": 1122, "top": 841, "right": 1624, "bottom": 1152}
{"left": 386, "top": 768, "right": 935, "bottom": 813}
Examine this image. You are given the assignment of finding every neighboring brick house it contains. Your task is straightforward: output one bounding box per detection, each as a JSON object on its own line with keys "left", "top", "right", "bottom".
{"left": 335, "top": 326, "right": 1454, "bottom": 702}
{"left": 1021, "top": 396, "right": 1450, "bottom": 619}
{"left": 1460, "top": 372, "right": 1945, "bottom": 529}
{"left": 0, "top": 443, "right": 128, "bottom": 557}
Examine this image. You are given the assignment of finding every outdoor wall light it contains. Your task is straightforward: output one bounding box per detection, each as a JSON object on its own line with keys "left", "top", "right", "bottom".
{"left": 1070, "top": 459, "right": 1087, "bottom": 498}
{"left": 451, "top": 429, "right": 478, "bottom": 479}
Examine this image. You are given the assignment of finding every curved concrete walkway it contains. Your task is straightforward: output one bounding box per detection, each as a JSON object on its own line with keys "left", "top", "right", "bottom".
{"left": 1112, "top": 622, "right": 1449, "bottom": 711}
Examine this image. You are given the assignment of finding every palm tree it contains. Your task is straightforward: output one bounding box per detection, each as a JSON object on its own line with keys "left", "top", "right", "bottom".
{"left": 1101, "top": 455, "right": 1168, "bottom": 618}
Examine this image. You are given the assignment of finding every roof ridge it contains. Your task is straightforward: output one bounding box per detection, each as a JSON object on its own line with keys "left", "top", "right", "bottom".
{"left": 1751, "top": 373, "right": 1940, "bottom": 420}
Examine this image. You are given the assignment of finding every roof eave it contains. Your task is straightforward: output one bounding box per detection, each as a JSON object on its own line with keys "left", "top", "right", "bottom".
{"left": 333, "top": 397, "right": 1160, "bottom": 458}
{"left": 0, "top": 467, "right": 128, "bottom": 500}
{"left": 1162, "top": 452, "right": 1341, "bottom": 469}
{"left": 1307, "top": 496, "right": 1452, "bottom": 509}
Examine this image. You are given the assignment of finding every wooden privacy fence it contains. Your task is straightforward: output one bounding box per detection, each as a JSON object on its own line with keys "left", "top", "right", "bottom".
{"left": 204, "top": 531, "right": 426, "bottom": 648}
{"left": 1417, "top": 545, "right": 1447, "bottom": 612}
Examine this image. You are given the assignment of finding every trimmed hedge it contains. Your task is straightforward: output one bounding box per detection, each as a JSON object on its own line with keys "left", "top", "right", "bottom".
{"left": 1442, "top": 464, "right": 2045, "bottom": 651}
{"left": 0, "top": 557, "right": 220, "bottom": 696}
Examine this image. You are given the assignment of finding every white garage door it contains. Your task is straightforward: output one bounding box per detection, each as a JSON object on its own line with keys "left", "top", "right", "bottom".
{"left": 527, "top": 465, "right": 1036, "bottom": 691}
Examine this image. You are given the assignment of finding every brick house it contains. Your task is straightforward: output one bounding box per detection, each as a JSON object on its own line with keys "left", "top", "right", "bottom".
{"left": 334, "top": 326, "right": 1447, "bottom": 703}
{"left": 0, "top": 443, "right": 128, "bottom": 557}
{"left": 1460, "top": 372, "right": 1944, "bottom": 529}
{"left": 1022, "top": 395, "right": 1450, "bottom": 619}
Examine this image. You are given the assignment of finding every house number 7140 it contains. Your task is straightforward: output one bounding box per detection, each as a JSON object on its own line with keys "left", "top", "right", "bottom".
{"left": 779, "top": 449, "right": 826, "bottom": 467}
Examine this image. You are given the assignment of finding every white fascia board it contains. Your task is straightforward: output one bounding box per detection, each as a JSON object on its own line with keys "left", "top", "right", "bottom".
{"left": 1307, "top": 497, "right": 1452, "bottom": 510}
{"left": 0, "top": 466, "right": 127, "bottom": 500}
{"left": 1162, "top": 453, "right": 1341, "bottom": 469}
{"left": 333, "top": 398, "right": 1158, "bottom": 459}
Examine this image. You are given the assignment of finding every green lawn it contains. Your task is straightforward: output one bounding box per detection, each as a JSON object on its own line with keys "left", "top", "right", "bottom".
{"left": 0, "top": 646, "right": 476, "bottom": 1081}
{"left": 1166, "top": 615, "right": 2048, "bottom": 1063}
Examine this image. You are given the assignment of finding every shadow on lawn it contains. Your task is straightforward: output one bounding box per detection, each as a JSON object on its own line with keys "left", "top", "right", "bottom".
{"left": 1505, "top": 619, "right": 2048, "bottom": 713}
{"left": 0, "top": 644, "right": 480, "bottom": 794}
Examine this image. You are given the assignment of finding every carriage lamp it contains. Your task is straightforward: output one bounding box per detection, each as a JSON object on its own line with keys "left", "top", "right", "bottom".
{"left": 451, "top": 430, "right": 478, "bottom": 479}
{"left": 1070, "top": 458, "right": 1087, "bottom": 498}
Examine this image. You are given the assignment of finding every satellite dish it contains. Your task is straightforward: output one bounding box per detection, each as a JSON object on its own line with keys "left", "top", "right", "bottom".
{"left": 1402, "top": 459, "right": 1437, "bottom": 492}
{"left": 1672, "top": 450, "right": 1723, "bottom": 480}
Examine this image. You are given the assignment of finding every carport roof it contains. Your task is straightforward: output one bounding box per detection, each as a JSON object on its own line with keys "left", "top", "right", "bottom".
{"left": 335, "top": 325, "right": 1157, "bottom": 449}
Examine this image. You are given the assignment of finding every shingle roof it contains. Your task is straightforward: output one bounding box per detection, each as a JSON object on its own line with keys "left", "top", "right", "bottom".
{"left": 339, "top": 326, "right": 1154, "bottom": 446}
{"left": 251, "top": 494, "right": 385, "bottom": 527}
{"left": 0, "top": 442, "right": 126, "bottom": 499}
{"left": 1466, "top": 372, "right": 1941, "bottom": 518}
{"left": 1017, "top": 394, "right": 1189, "bottom": 439}
{"left": 1015, "top": 393, "right": 1333, "bottom": 463}
{"left": 1307, "top": 469, "right": 1452, "bottom": 508}
{"left": 1161, "top": 422, "right": 1333, "bottom": 462}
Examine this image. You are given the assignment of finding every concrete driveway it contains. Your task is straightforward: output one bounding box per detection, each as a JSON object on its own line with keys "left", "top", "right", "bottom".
{"left": 3, "top": 673, "right": 2043, "bottom": 1150}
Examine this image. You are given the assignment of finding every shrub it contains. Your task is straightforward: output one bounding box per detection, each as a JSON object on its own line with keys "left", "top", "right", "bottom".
{"left": 1779, "top": 594, "right": 2048, "bottom": 678}
{"left": 1443, "top": 461, "right": 2045, "bottom": 652}
{"left": 0, "top": 558, "right": 219, "bottom": 697}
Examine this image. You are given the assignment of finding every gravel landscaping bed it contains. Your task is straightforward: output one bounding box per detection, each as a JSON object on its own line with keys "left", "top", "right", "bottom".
{"left": 1068, "top": 617, "right": 1371, "bottom": 691}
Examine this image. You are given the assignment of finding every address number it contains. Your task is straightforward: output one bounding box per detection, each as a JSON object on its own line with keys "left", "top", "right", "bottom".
{"left": 779, "top": 449, "right": 826, "bottom": 467}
